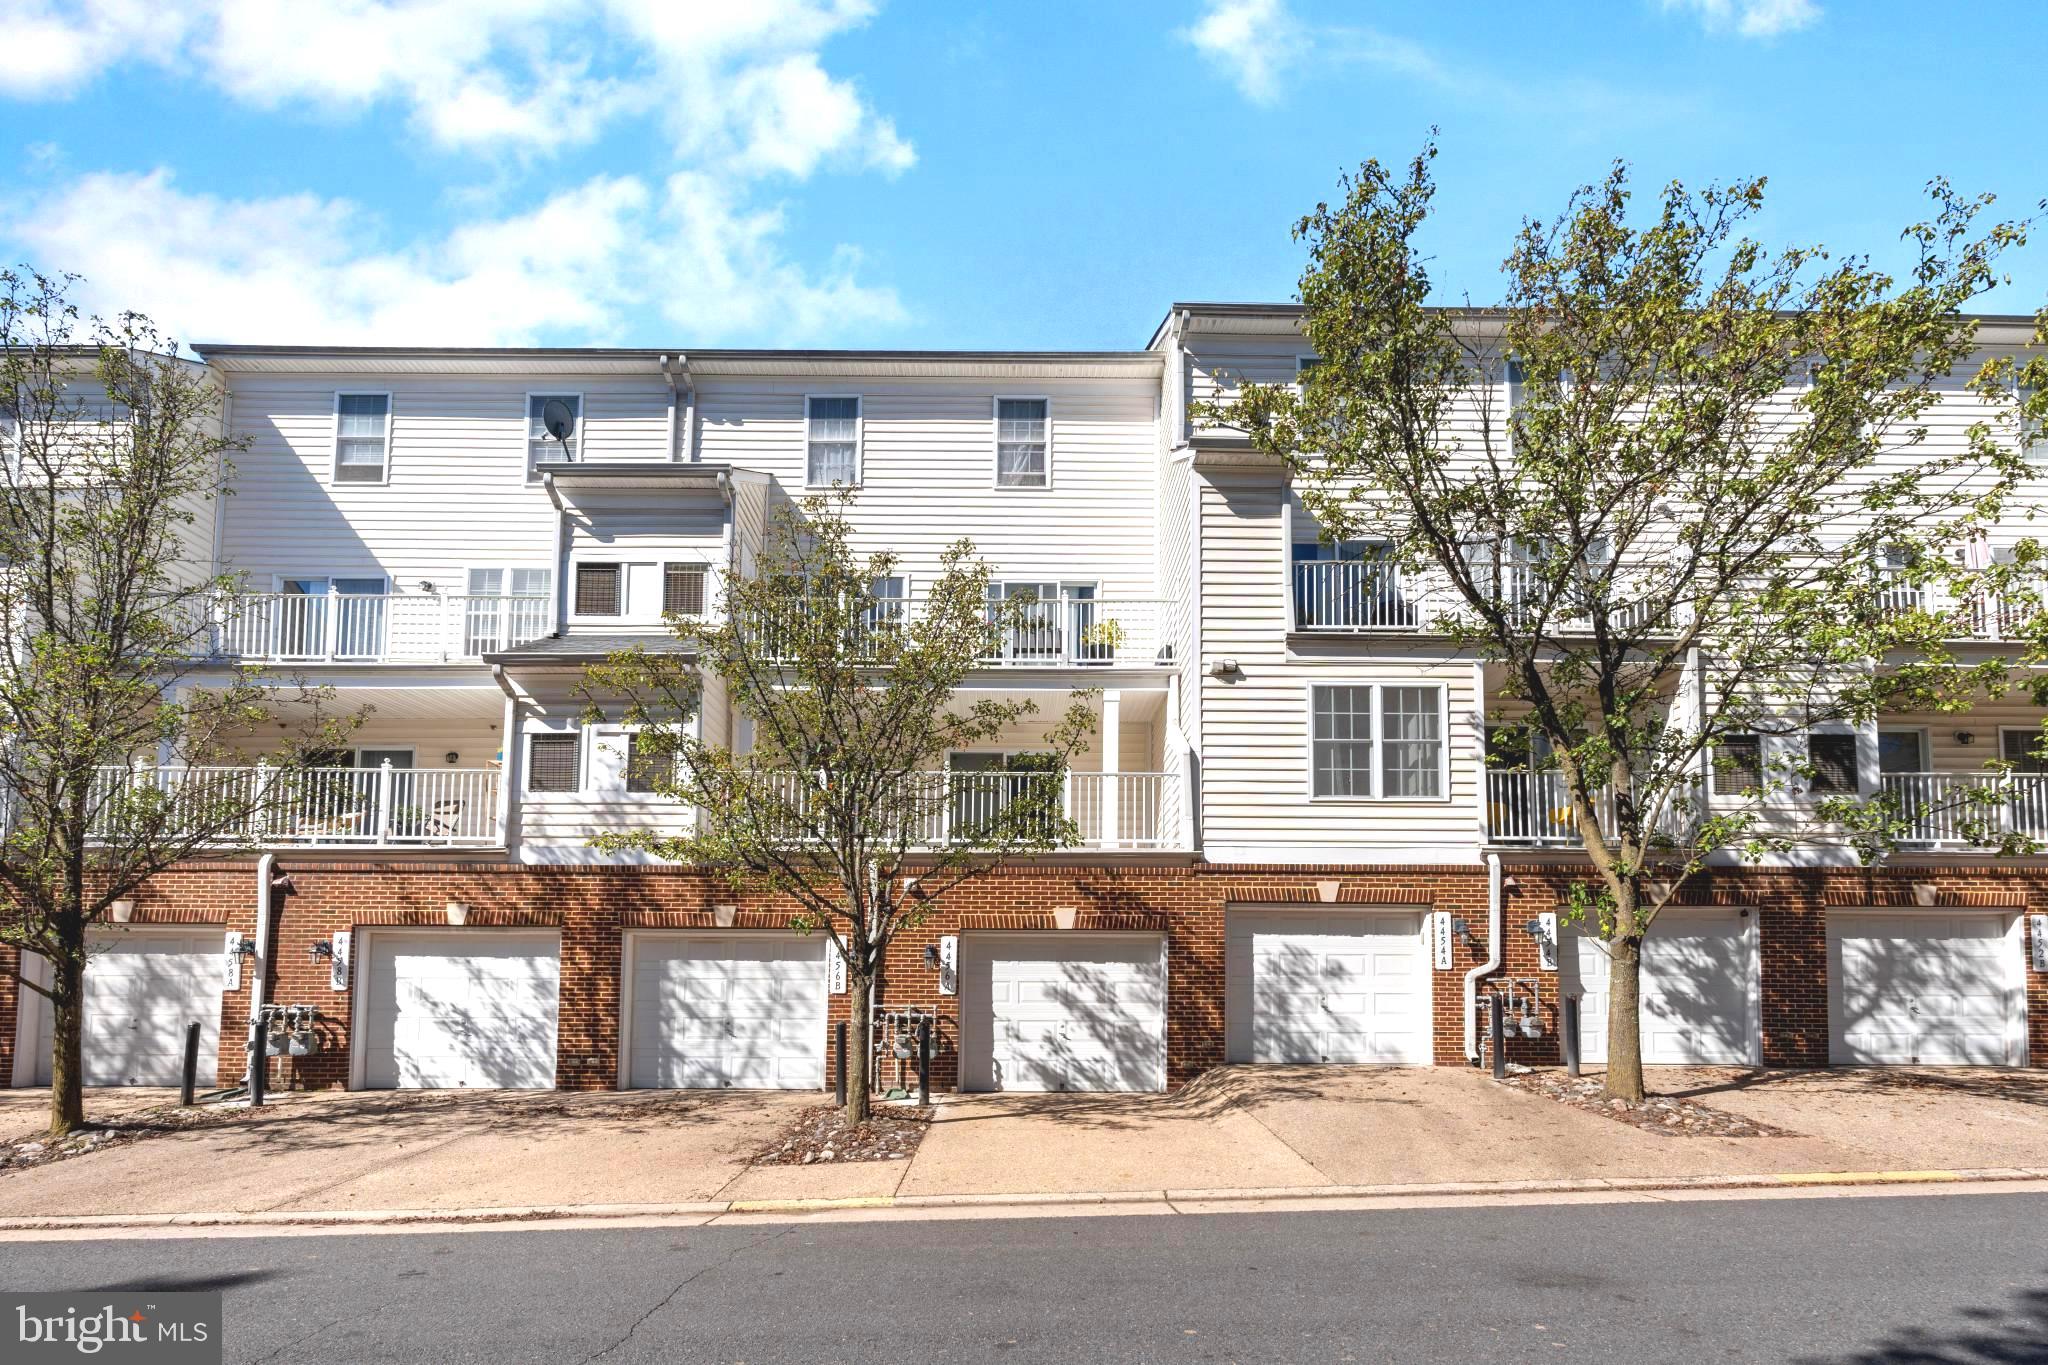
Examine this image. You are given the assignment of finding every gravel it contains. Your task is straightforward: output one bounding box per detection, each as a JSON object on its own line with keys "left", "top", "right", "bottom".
{"left": 753, "top": 1103, "right": 933, "bottom": 1166}
{"left": 1498, "top": 1067, "right": 1792, "bottom": 1138}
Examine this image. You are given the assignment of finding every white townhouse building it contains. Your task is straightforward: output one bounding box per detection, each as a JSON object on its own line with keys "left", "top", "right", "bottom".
{"left": 4, "top": 305, "right": 2044, "bottom": 1101}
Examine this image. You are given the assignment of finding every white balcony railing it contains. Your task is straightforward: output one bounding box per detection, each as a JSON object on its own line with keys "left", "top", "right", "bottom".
{"left": 76, "top": 763, "right": 502, "bottom": 847}
{"left": 1876, "top": 581, "right": 2045, "bottom": 643}
{"left": 1484, "top": 769, "right": 1694, "bottom": 847}
{"left": 1291, "top": 561, "right": 1422, "bottom": 631}
{"left": 745, "top": 594, "right": 1177, "bottom": 668}
{"left": 1880, "top": 771, "right": 2048, "bottom": 847}
{"left": 208, "top": 593, "right": 554, "bottom": 664}
{"left": 748, "top": 769, "right": 1181, "bottom": 850}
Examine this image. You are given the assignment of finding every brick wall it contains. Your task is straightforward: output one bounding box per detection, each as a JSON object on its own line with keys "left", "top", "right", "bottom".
{"left": 2, "top": 857, "right": 2043, "bottom": 1094}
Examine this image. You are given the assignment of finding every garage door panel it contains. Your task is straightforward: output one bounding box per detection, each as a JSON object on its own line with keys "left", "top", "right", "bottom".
{"left": 1830, "top": 913, "right": 2017, "bottom": 1065}
{"left": 1227, "top": 910, "right": 1429, "bottom": 1066}
{"left": 626, "top": 935, "right": 826, "bottom": 1090}
{"left": 361, "top": 934, "right": 559, "bottom": 1090}
{"left": 1574, "top": 913, "right": 1756, "bottom": 1067}
{"left": 961, "top": 935, "right": 1167, "bottom": 1093}
{"left": 72, "top": 933, "right": 224, "bottom": 1088}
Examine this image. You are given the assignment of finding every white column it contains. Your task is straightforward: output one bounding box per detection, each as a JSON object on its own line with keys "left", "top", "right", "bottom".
{"left": 1099, "top": 690, "right": 1121, "bottom": 849}
{"left": 497, "top": 691, "right": 522, "bottom": 853}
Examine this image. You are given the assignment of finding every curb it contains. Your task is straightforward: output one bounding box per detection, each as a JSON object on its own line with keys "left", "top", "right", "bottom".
{"left": 2, "top": 1168, "right": 2046, "bottom": 1234}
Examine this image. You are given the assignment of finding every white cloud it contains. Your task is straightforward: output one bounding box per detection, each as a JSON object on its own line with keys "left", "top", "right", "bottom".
{"left": 1180, "top": 0, "right": 1305, "bottom": 106}
{"left": 0, "top": 0, "right": 915, "bottom": 175}
{"left": 4, "top": 166, "right": 905, "bottom": 348}
{"left": 1660, "top": 0, "right": 1822, "bottom": 39}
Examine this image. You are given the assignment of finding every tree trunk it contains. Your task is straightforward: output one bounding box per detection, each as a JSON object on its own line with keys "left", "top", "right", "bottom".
{"left": 1604, "top": 880, "right": 1646, "bottom": 1103}
{"left": 844, "top": 965, "right": 873, "bottom": 1123}
{"left": 48, "top": 953, "right": 86, "bottom": 1136}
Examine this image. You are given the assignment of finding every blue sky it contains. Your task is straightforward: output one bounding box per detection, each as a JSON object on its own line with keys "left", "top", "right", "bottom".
{"left": 3, "top": 0, "right": 2042, "bottom": 351}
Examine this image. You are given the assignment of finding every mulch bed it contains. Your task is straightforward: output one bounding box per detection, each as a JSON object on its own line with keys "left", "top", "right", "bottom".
{"left": 0, "top": 1102, "right": 247, "bottom": 1175}
{"left": 1498, "top": 1068, "right": 1791, "bottom": 1138}
{"left": 753, "top": 1103, "right": 934, "bottom": 1166}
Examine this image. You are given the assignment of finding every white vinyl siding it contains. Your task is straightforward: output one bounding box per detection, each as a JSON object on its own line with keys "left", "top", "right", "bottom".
{"left": 994, "top": 397, "right": 1050, "bottom": 488}
{"left": 805, "top": 395, "right": 860, "bottom": 487}
{"left": 1309, "top": 682, "right": 1447, "bottom": 801}
{"left": 333, "top": 392, "right": 391, "bottom": 484}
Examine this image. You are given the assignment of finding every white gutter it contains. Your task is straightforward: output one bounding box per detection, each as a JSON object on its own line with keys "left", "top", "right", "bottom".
{"left": 1463, "top": 852, "right": 1505, "bottom": 1063}
{"left": 661, "top": 353, "right": 696, "bottom": 463}
{"left": 542, "top": 472, "right": 568, "bottom": 634}
{"left": 249, "top": 852, "right": 275, "bottom": 1089}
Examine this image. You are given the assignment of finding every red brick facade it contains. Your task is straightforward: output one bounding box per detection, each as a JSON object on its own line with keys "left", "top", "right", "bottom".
{"left": 2, "top": 858, "right": 2043, "bottom": 1092}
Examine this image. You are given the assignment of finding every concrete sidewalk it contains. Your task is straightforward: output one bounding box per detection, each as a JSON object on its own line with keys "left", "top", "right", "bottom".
{"left": 1, "top": 1065, "right": 2045, "bottom": 1222}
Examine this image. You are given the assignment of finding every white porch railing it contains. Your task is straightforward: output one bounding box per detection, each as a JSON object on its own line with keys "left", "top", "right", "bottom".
{"left": 80, "top": 763, "right": 502, "bottom": 847}
{"left": 1880, "top": 771, "right": 2048, "bottom": 847}
{"left": 208, "top": 593, "right": 554, "bottom": 664}
{"left": 1484, "top": 769, "right": 1693, "bottom": 847}
{"left": 745, "top": 594, "right": 1178, "bottom": 668}
{"left": 747, "top": 769, "right": 1181, "bottom": 850}
{"left": 1876, "top": 581, "right": 2045, "bottom": 643}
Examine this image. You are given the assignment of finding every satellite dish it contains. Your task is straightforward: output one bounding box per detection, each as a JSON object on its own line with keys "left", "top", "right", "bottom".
{"left": 541, "top": 398, "right": 577, "bottom": 443}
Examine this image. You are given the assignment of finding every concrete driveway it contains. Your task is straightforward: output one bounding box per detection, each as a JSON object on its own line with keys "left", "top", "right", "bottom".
{"left": 0, "top": 1088, "right": 816, "bottom": 1218}
{"left": 904, "top": 1065, "right": 2048, "bottom": 1196}
{"left": 2, "top": 1066, "right": 2045, "bottom": 1218}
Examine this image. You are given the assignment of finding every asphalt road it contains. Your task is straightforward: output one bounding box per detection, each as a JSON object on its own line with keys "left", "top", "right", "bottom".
{"left": 3, "top": 1193, "right": 2045, "bottom": 1363}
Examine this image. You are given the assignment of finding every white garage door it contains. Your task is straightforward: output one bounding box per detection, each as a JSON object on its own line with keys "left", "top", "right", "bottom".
{"left": 358, "top": 932, "right": 560, "bottom": 1089}
{"left": 959, "top": 934, "right": 1165, "bottom": 1093}
{"left": 1572, "top": 910, "right": 1757, "bottom": 1065}
{"left": 1830, "top": 913, "right": 2018, "bottom": 1065}
{"left": 20, "top": 931, "right": 225, "bottom": 1088}
{"left": 626, "top": 934, "right": 827, "bottom": 1089}
{"left": 1226, "top": 910, "right": 1430, "bottom": 1064}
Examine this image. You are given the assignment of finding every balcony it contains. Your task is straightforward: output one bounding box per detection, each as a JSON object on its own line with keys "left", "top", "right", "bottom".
{"left": 1880, "top": 771, "right": 2048, "bottom": 848}
{"left": 75, "top": 763, "right": 502, "bottom": 847}
{"left": 1484, "top": 769, "right": 1694, "bottom": 848}
{"left": 748, "top": 594, "right": 1177, "bottom": 668}
{"left": 1875, "top": 580, "right": 2042, "bottom": 644}
{"left": 756, "top": 768, "right": 1182, "bottom": 851}
{"left": 207, "top": 592, "right": 554, "bottom": 664}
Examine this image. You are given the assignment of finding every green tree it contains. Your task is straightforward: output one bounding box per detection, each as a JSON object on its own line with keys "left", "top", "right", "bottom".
{"left": 585, "top": 494, "right": 1095, "bottom": 1121}
{"left": 0, "top": 269, "right": 354, "bottom": 1135}
{"left": 1205, "top": 142, "right": 2045, "bottom": 1101}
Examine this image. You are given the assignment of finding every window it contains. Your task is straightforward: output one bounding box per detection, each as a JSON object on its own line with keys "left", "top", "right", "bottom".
{"left": 624, "top": 734, "right": 666, "bottom": 794}
{"left": 2001, "top": 728, "right": 2048, "bottom": 775}
{"left": 1380, "top": 687, "right": 1444, "bottom": 798}
{"left": 663, "top": 563, "right": 706, "bottom": 617}
{"left": 1806, "top": 733, "right": 1859, "bottom": 796}
{"left": 575, "top": 563, "right": 621, "bottom": 616}
{"left": 1712, "top": 735, "right": 1761, "bottom": 795}
{"left": 1877, "top": 730, "right": 1926, "bottom": 775}
{"left": 806, "top": 396, "right": 860, "bottom": 486}
{"left": 527, "top": 733, "right": 580, "bottom": 793}
{"left": 333, "top": 393, "right": 390, "bottom": 484}
{"left": 994, "top": 398, "right": 1049, "bottom": 488}
{"left": 464, "top": 568, "right": 552, "bottom": 654}
{"left": 528, "top": 393, "right": 581, "bottom": 467}
{"left": 1309, "top": 683, "right": 1445, "bottom": 800}
{"left": 2021, "top": 384, "right": 2045, "bottom": 463}
{"left": 1505, "top": 358, "right": 1526, "bottom": 413}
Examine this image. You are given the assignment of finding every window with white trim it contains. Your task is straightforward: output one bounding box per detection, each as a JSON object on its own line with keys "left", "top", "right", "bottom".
{"left": 1309, "top": 683, "right": 1446, "bottom": 800}
{"left": 806, "top": 396, "right": 859, "bottom": 486}
{"left": 663, "top": 563, "right": 706, "bottom": 617}
{"left": 1806, "top": 732, "right": 1858, "bottom": 796}
{"left": 528, "top": 394, "right": 580, "bottom": 467}
{"left": 2021, "top": 384, "right": 2045, "bottom": 464}
{"left": 333, "top": 393, "right": 390, "bottom": 484}
{"left": 575, "top": 563, "right": 621, "bottom": 616}
{"left": 1711, "top": 734, "right": 1762, "bottom": 795}
{"left": 994, "top": 398, "right": 1048, "bottom": 487}
{"left": 527, "top": 733, "right": 580, "bottom": 793}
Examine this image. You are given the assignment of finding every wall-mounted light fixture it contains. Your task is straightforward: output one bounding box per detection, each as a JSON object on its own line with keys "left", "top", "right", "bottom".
{"left": 309, "top": 939, "right": 334, "bottom": 962}
{"left": 234, "top": 937, "right": 258, "bottom": 958}
{"left": 444, "top": 751, "right": 460, "bottom": 765}
{"left": 1955, "top": 730, "right": 1977, "bottom": 746}
{"left": 419, "top": 580, "right": 436, "bottom": 594}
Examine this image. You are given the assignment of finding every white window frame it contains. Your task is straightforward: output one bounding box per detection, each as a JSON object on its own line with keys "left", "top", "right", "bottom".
{"left": 1304, "top": 681, "right": 1451, "bottom": 803}
{"left": 1294, "top": 355, "right": 1320, "bottom": 393}
{"left": 568, "top": 557, "right": 626, "bottom": 622}
{"left": 525, "top": 390, "right": 585, "bottom": 477}
{"left": 1997, "top": 725, "right": 2048, "bottom": 773}
{"left": 330, "top": 390, "right": 393, "bottom": 487}
{"left": 991, "top": 395, "right": 1052, "bottom": 490}
{"left": 2020, "top": 384, "right": 2046, "bottom": 464}
{"left": 1801, "top": 726, "right": 1864, "bottom": 799}
{"left": 804, "top": 394, "right": 862, "bottom": 489}
{"left": 1875, "top": 727, "right": 1929, "bottom": 776}
{"left": 524, "top": 725, "right": 584, "bottom": 795}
